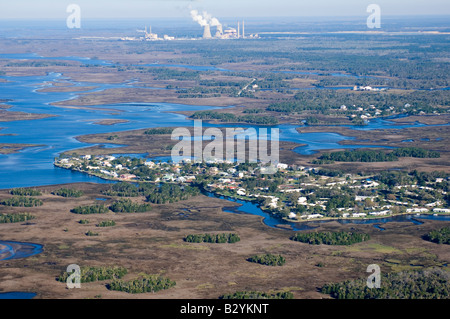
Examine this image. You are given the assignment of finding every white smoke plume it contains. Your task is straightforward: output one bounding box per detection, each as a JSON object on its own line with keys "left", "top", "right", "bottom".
{"left": 190, "top": 9, "right": 221, "bottom": 28}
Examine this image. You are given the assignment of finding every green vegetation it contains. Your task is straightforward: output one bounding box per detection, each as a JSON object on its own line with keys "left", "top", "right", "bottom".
{"left": 220, "top": 291, "right": 294, "bottom": 299}
{"left": 423, "top": 227, "right": 450, "bottom": 245}
{"left": 190, "top": 110, "right": 278, "bottom": 125}
{"left": 321, "top": 268, "right": 450, "bottom": 299}
{"left": 107, "top": 274, "right": 176, "bottom": 294}
{"left": 316, "top": 147, "right": 440, "bottom": 163}
{"left": 0, "top": 196, "right": 43, "bottom": 207}
{"left": 78, "top": 219, "right": 89, "bottom": 224}
{"left": 144, "top": 128, "right": 174, "bottom": 135}
{"left": 57, "top": 266, "right": 127, "bottom": 283}
{"left": 97, "top": 220, "right": 116, "bottom": 227}
{"left": 184, "top": 233, "right": 241, "bottom": 244}
{"left": 10, "top": 188, "right": 42, "bottom": 196}
{"left": 247, "top": 253, "right": 286, "bottom": 266}
{"left": 85, "top": 230, "right": 99, "bottom": 236}
{"left": 146, "top": 183, "right": 200, "bottom": 204}
{"left": 290, "top": 231, "right": 370, "bottom": 245}
{"left": 52, "top": 188, "right": 84, "bottom": 198}
{"left": 0, "top": 213, "right": 35, "bottom": 223}
{"left": 109, "top": 199, "right": 152, "bottom": 213}
{"left": 71, "top": 205, "right": 109, "bottom": 215}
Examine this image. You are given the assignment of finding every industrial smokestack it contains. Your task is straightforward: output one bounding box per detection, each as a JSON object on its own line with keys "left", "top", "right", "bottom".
{"left": 238, "top": 21, "right": 240, "bottom": 38}
{"left": 203, "top": 24, "right": 212, "bottom": 39}
{"left": 242, "top": 21, "right": 245, "bottom": 39}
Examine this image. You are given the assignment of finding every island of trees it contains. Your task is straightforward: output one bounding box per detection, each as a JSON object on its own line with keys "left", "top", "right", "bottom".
{"left": 57, "top": 266, "right": 128, "bottom": 283}
{"left": 423, "top": 227, "right": 450, "bottom": 245}
{"left": 247, "top": 253, "right": 286, "bottom": 266}
{"left": 71, "top": 205, "right": 109, "bottom": 215}
{"left": 0, "top": 213, "right": 35, "bottom": 223}
{"left": 107, "top": 274, "right": 176, "bottom": 294}
{"left": 0, "top": 196, "right": 43, "bottom": 207}
{"left": 290, "top": 231, "right": 371, "bottom": 245}
{"left": 52, "top": 188, "right": 84, "bottom": 198}
{"left": 184, "top": 233, "right": 241, "bottom": 244}
{"left": 220, "top": 291, "right": 294, "bottom": 299}
{"left": 321, "top": 267, "right": 450, "bottom": 299}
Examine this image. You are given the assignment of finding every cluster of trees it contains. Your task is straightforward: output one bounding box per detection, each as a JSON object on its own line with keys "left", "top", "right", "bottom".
{"left": 0, "top": 213, "right": 35, "bottom": 223}
{"left": 146, "top": 184, "right": 200, "bottom": 204}
{"left": 107, "top": 274, "right": 176, "bottom": 294}
{"left": 143, "top": 67, "right": 200, "bottom": 81}
{"left": 190, "top": 111, "right": 278, "bottom": 125}
{"left": 220, "top": 291, "right": 294, "bottom": 299}
{"left": 0, "top": 196, "right": 43, "bottom": 207}
{"left": 109, "top": 199, "right": 152, "bottom": 213}
{"left": 317, "top": 147, "right": 440, "bottom": 163}
{"left": 247, "top": 253, "right": 286, "bottom": 266}
{"left": 10, "top": 188, "right": 42, "bottom": 196}
{"left": 291, "top": 231, "right": 370, "bottom": 245}
{"left": 321, "top": 268, "right": 450, "bottom": 299}
{"left": 184, "top": 233, "right": 240, "bottom": 244}
{"left": 71, "top": 205, "right": 109, "bottom": 215}
{"left": 144, "top": 128, "right": 173, "bottom": 135}
{"left": 57, "top": 266, "right": 127, "bottom": 283}
{"left": 52, "top": 188, "right": 84, "bottom": 198}
{"left": 97, "top": 220, "right": 116, "bottom": 227}
{"left": 85, "top": 230, "right": 99, "bottom": 236}
{"left": 423, "top": 227, "right": 450, "bottom": 245}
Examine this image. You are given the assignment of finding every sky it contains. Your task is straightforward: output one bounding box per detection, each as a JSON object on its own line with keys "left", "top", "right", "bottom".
{"left": 0, "top": 0, "right": 449, "bottom": 20}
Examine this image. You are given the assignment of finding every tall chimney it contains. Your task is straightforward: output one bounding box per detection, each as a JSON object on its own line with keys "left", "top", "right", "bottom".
{"left": 203, "top": 24, "right": 212, "bottom": 39}
{"left": 242, "top": 21, "right": 245, "bottom": 39}
{"left": 215, "top": 24, "right": 223, "bottom": 38}
{"left": 238, "top": 21, "right": 240, "bottom": 38}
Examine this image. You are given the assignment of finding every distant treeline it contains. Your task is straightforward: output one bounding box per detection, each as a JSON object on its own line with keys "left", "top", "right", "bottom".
{"left": 316, "top": 147, "right": 440, "bottom": 163}
{"left": 190, "top": 110, "right": 278, "bottom": 125}
{"left": 291, "top": 231, "right": 370, "bottom": 245}
{"left": 0, "top": 196, "right": 43, "bottom": 207}
{"left": 247, "top": 253, "right": 286, "bottom": 266}
{"left": 423, "top": 227, "right": 450, "bottom": 245}
{"left": 184, "top": 233, "right": 241, "bottom": 244}
{"left": 0, "top": 213, "right": 35, "bottom": 223}
{"left": 220, "top": 291, "right": 294, "bottom": 299}
{"left": 321, "top": 268, "right": 450, "bottom": 299}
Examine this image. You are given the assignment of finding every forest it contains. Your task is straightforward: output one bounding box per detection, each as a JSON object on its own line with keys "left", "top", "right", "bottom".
{"left": 190, "top": 110, "right": 279, "bottom": 125}
{"left": 321, "top": 268, "right": 450, "bottom": 299}
{"left": 290, "top": 231, "right": 371, "bottom": 245}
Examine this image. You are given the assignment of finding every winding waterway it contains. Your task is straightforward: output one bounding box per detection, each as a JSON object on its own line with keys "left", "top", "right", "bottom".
{"left": 0, "top": 53, "right": 449, "bottom": 232}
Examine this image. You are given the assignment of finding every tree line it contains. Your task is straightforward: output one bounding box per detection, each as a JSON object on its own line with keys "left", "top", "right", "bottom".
{"left": 71, "top": 205, "right": 109, "bottom": 215}
{"left": 317, "top": 147, "right": 440, "bottom": 163}
{"left": 190, "top": 110, "right": 278, "bottom": 125}
{"left": 109, "top": 199, "right": 152, "bottom": 213}
{"left": 10, "top": 188, "right": 42, "bottom": 196}
{"left": 0, "top": 196, "right": 43, "bottom": 207}
{"left": 52, "top": 188, "right": 84, "bottom": 198}
{"left": 321, "top": 267, "right": 450, "bottom": 299}
{"left": 0, "top": 213, "right": 35, "bottom": 223}
{"left": 290, "top": 231, "right": 370, "bottom": 245}
{"left": 107, "top": 274, "right": 176, "bottom": 294}
{"left": 57, "top": 266, "right": 128, "bottom": 283}
{"left": 184, "top": 233, "right": 241, "bottom": 244}
{"left": 220, "top": 291, "right": 294, "bottom": 299}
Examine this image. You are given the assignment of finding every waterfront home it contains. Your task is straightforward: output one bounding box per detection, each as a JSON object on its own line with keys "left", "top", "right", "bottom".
{"left": 352, "top": 213, "right": 367, "bottom": 218}
{"left": 406, "top": 208, "right": 429, "bottom": 213}
{"left": 433, "top": 208, "right": 450, "bottom": 213}
{"left": 369, "top": 210, "right": 390, "bottom": 216}
{"left": 307, "top": 214, "right": 324, "bottom": 219}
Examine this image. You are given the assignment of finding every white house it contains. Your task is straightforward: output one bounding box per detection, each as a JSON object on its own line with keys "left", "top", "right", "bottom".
{"left": 433, "top": 208, "right": 450, "bottom": 213}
